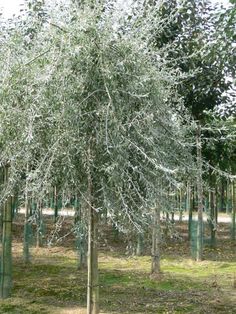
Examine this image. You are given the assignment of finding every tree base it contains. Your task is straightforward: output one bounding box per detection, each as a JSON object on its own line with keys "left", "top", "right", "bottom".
{"left": 149, "top": 272, "right": 163, "bottom": 281}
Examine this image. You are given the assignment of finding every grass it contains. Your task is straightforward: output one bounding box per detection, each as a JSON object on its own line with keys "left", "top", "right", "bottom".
{"left": 0, "top": 218, "right": 235, "bottom": 313}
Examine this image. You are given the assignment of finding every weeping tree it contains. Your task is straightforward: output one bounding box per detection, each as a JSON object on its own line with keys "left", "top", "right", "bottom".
{"left": 139, "top": 0, "right": 236, "bottom": 250}
{"left": 0, "top": 1, "right": 192, "bottom": 311}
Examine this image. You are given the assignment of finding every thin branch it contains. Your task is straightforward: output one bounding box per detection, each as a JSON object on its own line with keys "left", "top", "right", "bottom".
{"left": 48, "top": 22, "right": 68, "bottom": 33}
{"left": 24, "top": 48, "right": 51, "bottom": 66}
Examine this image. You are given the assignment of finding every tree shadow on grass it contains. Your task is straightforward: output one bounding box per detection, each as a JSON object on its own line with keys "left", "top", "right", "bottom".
{"left": 7, "top": 259, "right": 235, "bottom": 314}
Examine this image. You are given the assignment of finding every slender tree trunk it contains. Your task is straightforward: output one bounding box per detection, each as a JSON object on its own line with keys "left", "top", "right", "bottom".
{"left": 220, "top": 179, "right": 225, "bottom": 212}
{"left": 87, "top": 202, "right": 99, "bottom": 314}
{"left": 231, "top": 181, "right": 236, "bottom": 241}
{"left": 136, "top": 232, "right": 144, "bottom": 256}
{"left": 23, "top": 195, "right": 30, "bottom": 263}
{"left": 36, "top": 201, "right": 44, "bottom": 248}
{"left": 79, "top": 232, "right": 87, "bottom": 269}
{"left": 215, "top": 187, "right": 218, "bottom": 224}
{"left": 226, "top": 179, "right": 230, "bottom": 215}
{"left": 179, "top": 189, "right": 183, "bottom": 222}
{"left": 188, "top": 184, "right": 193, "bottom": 241}
{"left": 54, "top": 186, "right": 58, "bottom": 223}
{"left": 23, "top": 165, "right": 30, "bottom": 263}
{"left": 75, "top": 196, "right": 87, "bottom": 270}
{"left": 87, "top": 186, "right": 93, "bottom": 314}
{"left": 12, "top": 193, "right": 18, "bottom": 219}
{"left": 87, "top": 148, "right": 99, "bottom": 314}
{"left": 209, "top": 190, "right": 216, "bottom": 247}
{"left": 151, "top": 206, "right": 161, "bottom": 275}
{"left": 196, "top": 125, "right": 203, "bottom": 261}
{"left": 0, "top": 166, "right": 12, "bottom": 299}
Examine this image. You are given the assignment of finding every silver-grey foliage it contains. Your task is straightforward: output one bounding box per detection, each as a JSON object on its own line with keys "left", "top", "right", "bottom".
{"left": 0, "top": 1, "right": 192, "bottom": 227}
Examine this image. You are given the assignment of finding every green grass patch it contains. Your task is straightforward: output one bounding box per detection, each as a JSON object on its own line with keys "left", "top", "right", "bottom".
{"left": 0, "top": 301, "right": 49, "bottom": 314}
{"left": 2, "top": 220, "right": 236, "bottom": 314}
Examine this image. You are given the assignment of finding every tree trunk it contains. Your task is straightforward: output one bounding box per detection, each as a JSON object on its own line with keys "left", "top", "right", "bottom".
{"left": 0, "top": 166, "right": 12, "bottom": 299}
{"left": 151, "top": 206, "right": 161, "bottom": 275}
{"left": 196, "top": 125, "right": 203, "bottom": 261}
{"left": 75, "top": 197, "right": 87, "bottom": 270}
{"left": 209, "top": 190, "right": 216, "bottom": 248}
{"left": 215, "top": 186, "right": 218, "bottom": 224}
{"left": 79, "top": 232, "right": 87, "bottom": 270}
{"left": 87, "top": 148, "right": 99, "bottom": 314}
{"left": 136, "top": 232, "right": 144, "bottom": 256}
{"left": 23, "top": 199, "right": 30, "bottom": 263}
{"left": 226, "top": 179, "right": 231, "bottom": 215}
{"left": 231, "top": 181, "right": 236, "bottom": 241}
{"left": 36, "top": 201, "right": 44, "bottom": 248}
{"left": 220, "top": 179, "right": 225, "bottom": 212}
{"left": 188, "top": 184, "right": 193, "bottom": 241}
{"left": 87, "top": 203, "right": 99, "bottom": 314}
{"left": 54, "top": 186, "right": 58, "bottom": 223}
{"left": 23, "top": 168, "right": 30, "bottom": 263}
{"left": 179, "top": 189, "right": 183, "bottom": 222}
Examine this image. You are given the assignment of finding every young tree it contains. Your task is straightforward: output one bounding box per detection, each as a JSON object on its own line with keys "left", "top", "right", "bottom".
{"left": 140, "top": 0, "right": 236, "bottom": 256}
{"left": 0, "top": 2, "right": 191, "bottom": 311}
{"left": 196, "top": 125, "right": 204, "bottom": 261}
